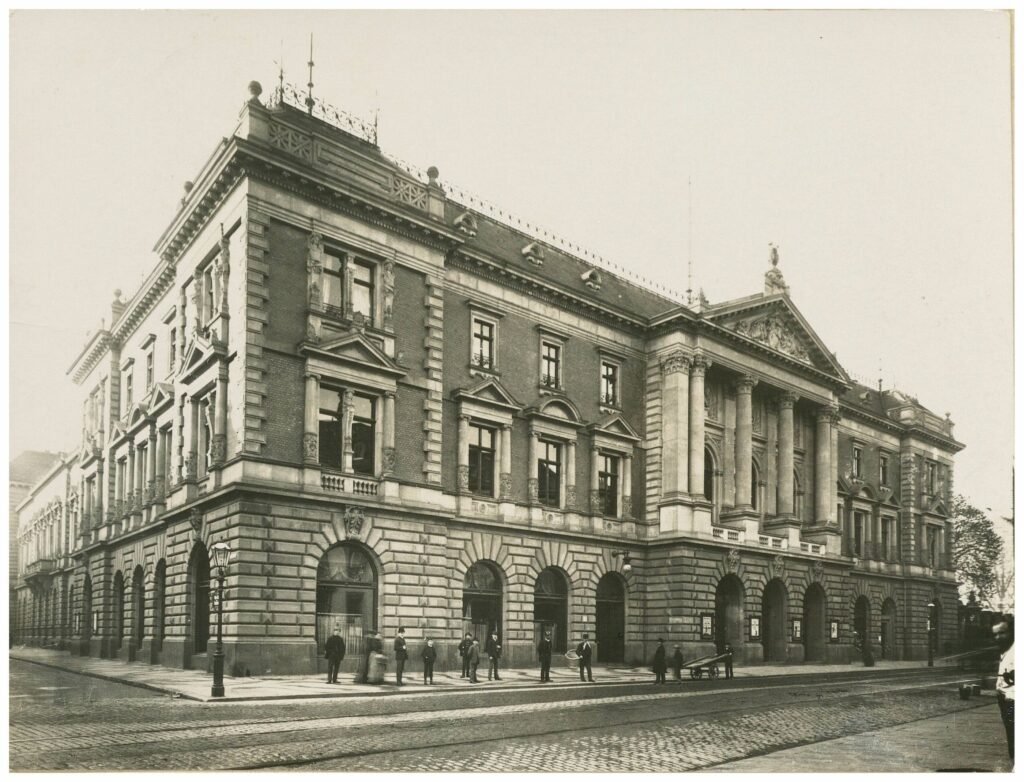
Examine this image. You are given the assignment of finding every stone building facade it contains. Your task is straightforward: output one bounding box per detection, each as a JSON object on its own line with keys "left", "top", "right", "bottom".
{"left": 13, "top": 82, "right": 962, "bottom": 675}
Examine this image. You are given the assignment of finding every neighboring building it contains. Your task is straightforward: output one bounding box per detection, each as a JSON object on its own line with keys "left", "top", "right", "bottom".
{"left": 12, "top": 81, "right": 963, "bottom": 674}
{"left": 9, "top": 450, "right": 62, "bottom": 645}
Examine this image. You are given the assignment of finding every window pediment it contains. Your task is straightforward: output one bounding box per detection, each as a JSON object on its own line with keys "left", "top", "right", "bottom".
{"left": 526, "top": 397, "right": 583, "bottom": 426}
{"left": 453, "top": 378, "right": 521, "bottom": 417}
{"left": 179, "top": 334, "right": 225, "bottom": 383}
{"left": 303, "top": 333, "right": 405, "bottom": 382}
{"left": 587, "top": 413, "right": 641, "bottom": 443}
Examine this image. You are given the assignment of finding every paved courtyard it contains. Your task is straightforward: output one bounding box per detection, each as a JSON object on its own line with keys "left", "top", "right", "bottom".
{"left": 9, "top": 657, "right": 1009, "bottom": 772}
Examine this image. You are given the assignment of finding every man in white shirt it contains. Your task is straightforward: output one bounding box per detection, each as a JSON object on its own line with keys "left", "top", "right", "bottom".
{"left": 993, "top": 618, "right": 1014, "bottom": 761}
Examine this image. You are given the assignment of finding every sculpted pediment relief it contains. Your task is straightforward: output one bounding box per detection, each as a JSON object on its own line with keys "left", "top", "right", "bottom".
{"left": 732, "top": 315, "right": 813, "bottom": 365}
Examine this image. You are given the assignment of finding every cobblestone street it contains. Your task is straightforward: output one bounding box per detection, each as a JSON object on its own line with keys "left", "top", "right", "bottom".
{"left": 9, "top": 659, "right": 1007, "bottom": 772}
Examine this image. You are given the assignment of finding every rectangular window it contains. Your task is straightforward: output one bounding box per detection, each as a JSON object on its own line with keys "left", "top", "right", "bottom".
{"left": 879, "top": 454, "right": 889, "bottom": 486}
{"left": 881, "top": 518, "right": 891, "bottom": 561}
{"left": 318, "top": 388, "right": 344, "bottom": 470}
{"left": 472, "top": 319, "right": 495, "bottom": 369}
{"left": 204, "top": 267, "right": 215, "bottom": 322}
{"left": 927, "top": 462, "right": 937, "bottom": 495}
{"left": 352, "top": 260, "right": 375, "bottom": 320}
{"left": 168, "top": 328, "right": 176, "bottom": 372}
{"left": 541, "top": 342, "right": 561, "bottom": 388}
{"left": 853, "top": 447, "right": 862, "bottom": 478}
{"left": 598, "top": 453, "right": 619, "bottom": 517}
{"left": 146, "top": 351, "right": 154, "bottom": 390}
{"left": 125, "top": 372, "right": 133, "bottom": 408}
{"left": 927, "top": 526, "right": 938, "bottom": 567}
{"left": 853, "top": 511, "right": 864, "bottom": 557}
{"left": 537, "top": 440, "right": 561, "bottom": 507}
{"left": 601, "top": 362, "right": 619, "bottom": 406}
{"left": 351, "top": 394, "right": 376, "bottom": 476}
{"left": 468, "top": 423, "right": 496, "bottom": 495}
{"left": 323, "top": 250, "right": 344, "bottom": 310}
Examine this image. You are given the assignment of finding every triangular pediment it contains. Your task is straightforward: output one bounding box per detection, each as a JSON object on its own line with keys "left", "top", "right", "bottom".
{"left": 705, "top": 296, "right": 848, "bottom": 381}
{"left": 924, "top": 495, "right": 949, "bottom": 517}
{"left": 307, "top": 333, "right": 405, "bottom": 376}
{"left": 178, "top": 334, "right": 225, "bottom": 381}
{"left": 148, "top": 382, "right": 175, "bottom": 414}
{"left": 126, "top": 402, "right": 151, "bottom": 428}
{"left": 588, "top": 413, "right": 641, "bottom": 442}
{"left": 456, "top": 377, "right": 522, "bottom": 410}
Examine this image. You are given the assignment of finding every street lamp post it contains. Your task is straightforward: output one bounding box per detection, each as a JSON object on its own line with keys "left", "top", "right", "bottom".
{"left": 211, "top": 541, "right": 230, "bottom": 698}
{"left": 611, "top": 551, "right": 632, "bottom": 574}
{"left": 926, "top": 601, "right": 936, "bottom": 668}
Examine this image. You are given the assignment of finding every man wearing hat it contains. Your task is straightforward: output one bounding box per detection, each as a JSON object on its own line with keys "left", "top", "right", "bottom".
{"left": 325, "top": 627, "right": 346, "bottom": 684}
{"left": 575, "top": 633, "right": 595, "bottom": 683}
{"left": 538, "top": 630, "right": 553, "bottom": 682}
{"left": 653, "top": 639, "right": 668, "bottom": 684}
{"left": 394, "top": 627, "right": 408, "bottom": 686}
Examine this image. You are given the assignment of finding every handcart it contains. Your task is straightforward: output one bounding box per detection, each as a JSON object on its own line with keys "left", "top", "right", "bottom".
{"left": 680, "top": 652, "right": 729, "bottom": 679}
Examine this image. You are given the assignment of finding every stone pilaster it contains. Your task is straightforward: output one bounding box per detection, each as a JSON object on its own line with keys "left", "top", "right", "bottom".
{"left": 421, "top": 276, "right": 445, "bottom": 484}
{"left": 303, "top": 374, "right": 320, "bottom": 464}
{"left": 688, "top": 352, "right": 710, "bottom": 496}
{"left": 457, "top": 415, "right": 470, "bottom": 493}
{"left": 733, "top": 375, "right": 757, "bottom": 509}
{"left": 659, "top": 350, "right": 690, "bottom": 500}
{"left": 814, "top": 406, "right": 835, "bottom": 525}
{"left": 776, "top": 392, "right": 798, "bottom": 517}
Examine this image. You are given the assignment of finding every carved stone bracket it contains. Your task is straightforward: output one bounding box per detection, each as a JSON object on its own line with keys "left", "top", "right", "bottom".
{"left": 812, "top": 560, "right": 824, "bottom": 583}
{"left": 772, "top": 555, "right": 786, "bottom": 579}
{"left": 726, "top": 548, "right": 741, "bottom": 573}
{"left": 382, "top": 447, "right": 396, "bottom": 476}
{"left": 303, "top": 432, "right": 319, "bottom": 463}
{"left": 343, "top": 506, "right": 365, "bottom": 540}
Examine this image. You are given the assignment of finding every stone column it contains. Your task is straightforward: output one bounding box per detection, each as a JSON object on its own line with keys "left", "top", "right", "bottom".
{"left": 155, "top": 429, "right": 167, "bottom": 503}
{"left": 187, "top": 399, "right": 199, "bottom": 481}
{"left": 341, "top": 390, "right": 354, "bottom": 473}
{"left": 733, "top": 375, "right": 757, "bottom": 509}
{"left": 146, "top": 426, "right": 157, "bottom": 505}
{"left": 814, "top": 406, "right": 837, "bottom": 525}
{"left": 776, "top": 392, "right": 798, "bottom": 517}
{"left": 660, "top": 350, "right": 690, "bottom": 498}
{"left": 302, "top": 374, "right": 320, "bottom": 464}
{"left": 212, "top": 369, "right": 228, "bottom": 466}
{"left": 135, "top": 445, "right": 145, "bottom": 513}
{"left": 528, "top": 428, "right": 540, "bottom": 502}
{"left": 94, "top": 459, "right": 104, "bottom": 526}
{"left": 457, "top": 415, "right": 470, "bottom": 493}
{"left": 622, "top": 454, "right": 633, "bottom": 518}
{"left": 499, "top": 424, "right": 512, "bottom": 500}
{"left": 590, "top": 445, "right": 602, "bottom": 514}
{"left": 126, "top": 445, "right": 136, "bottom": 515}
{"left": 382, "top": 392, "right": 396, "bottom": 476}
{"left": 565, "top": 441, "right": 577, "bottom": 509}
{"left": 830, "top": 409, "right": 840, "bottom": 524}
{"left": 688, "top": 353, "right": 710, "bottom": 496}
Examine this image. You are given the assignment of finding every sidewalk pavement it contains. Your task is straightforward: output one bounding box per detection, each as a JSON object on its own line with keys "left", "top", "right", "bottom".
{"left": 9, "top": 646, "right": 959, "bottom": 703}
{"left": 708, "top": 691, "right": 1013, "bottom": 773}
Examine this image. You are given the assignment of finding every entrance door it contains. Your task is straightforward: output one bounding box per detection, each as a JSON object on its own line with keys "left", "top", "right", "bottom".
{"left": 715, "top": 575, "right": 744, "bottom": 654}
{"left": 534, "top": 568, "right": 569, "bottom": 654}
{"left": 595, "top": 574, "right": 625, "bottom": 663}
{"left": 189, "top": 544, "right": 210, "bottom": 655}
{"left": 854, "top": 595, "right": 870, "bottom": 653}
{"left": 762, "top": 579, "right": 787, "bottom": 662}
{"left": 803, "top": 583, "right": 827, "bottom": 662}
{"left": 881, "top": 599, "right": 897, "bottom": 658}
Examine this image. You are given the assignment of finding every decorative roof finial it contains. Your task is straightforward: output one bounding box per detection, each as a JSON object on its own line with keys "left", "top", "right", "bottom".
{"left": 247, "top": 80, "right": 263, "bottom": 105}
{"left": 763, "top": 242, "right": 789, "bottom": 297}
{"left": 306, "top": 33, "right": 315, "bottom": 115}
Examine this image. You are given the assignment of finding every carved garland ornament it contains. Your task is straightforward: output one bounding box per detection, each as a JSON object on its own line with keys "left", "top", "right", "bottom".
{"left": 733, "top": 315, "right": 812, "bottom": 364}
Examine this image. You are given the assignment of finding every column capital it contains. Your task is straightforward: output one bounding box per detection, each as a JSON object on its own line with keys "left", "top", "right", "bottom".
{"left": 304, "top": 372, "right": 321, "bottom": 382}
{"left": 816, "top": 404, "right": 840, "bottom": 424}
{"left": 660, "top": 350, "right": 691, "bottom": 376}
{"left": 458, "top": 413, "right": 471, "bottom": 423}
{"left": 502, "top": 422, "right": 512, "bottom": 432}
{"left": 733, "top": 374, "right": 758, "bottom": 394}
{"left": 689, "top": 351, "right": 711, "bottom": 377}
{"left": 384, "top": 390, "right": 396, "bottom": 400}
{"left": 778, "top": 391, "right": 799, "bottom": 410}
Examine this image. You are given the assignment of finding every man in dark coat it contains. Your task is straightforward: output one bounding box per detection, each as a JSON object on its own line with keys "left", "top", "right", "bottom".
{"left": 325, "top": 627, "right": 346, "bottom": 684}
{"left": 723, "top": 642, "right": 734, "bottom": 679}
{"left": 576, "top": 633, "right": 595, "bottom": 683}
{"left": 653, "top": 639, "right": 667, "bottom": 684}
{"left": 485, "top": 631, "right": 502, "bottom": 681}
{"left": 421, "top": 638, "right": 437, "bottom": 685}
{"left": 458, "top": 632, "right": 473, "bottom": 678}
{"left": 468, "top": 638, "right": 481, "bottom": 683}
{"left": 538, "top": 631, "right": 553, "bottom": 682}
{"left": 394, "top": 627, "right": 408, "bottom": 685}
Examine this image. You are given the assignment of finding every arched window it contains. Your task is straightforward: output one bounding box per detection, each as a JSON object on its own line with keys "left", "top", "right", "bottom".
{"left": 316, "top": 543, "right": 377, "bottom": 658}
{"left": 112, "top": 572, "right": 125, "bottom": 651}
{"left": 704, "top": 447, "right": 715, "bottom": 503}
{"left": 463, "top": 561, "right": 503, "bottom": 642}
{"left": 794, "top": 469, "right": 803, "bottom": 521}
{"left": 751, "top": 461, "right": 761, "bottom": 511}
{"left": 131, "top": 565, "right": 145, "bottom": 649}
{"left": 153, "top": 559, "right": 166, "bottom": 648}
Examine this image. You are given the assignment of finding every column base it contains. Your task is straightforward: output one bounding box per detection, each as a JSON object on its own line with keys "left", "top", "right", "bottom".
{"left": 658, "top": 495, "right": 712, "bottom": 535}
{"left": 719, "top": 507, "right": 761, "bottom": 538}
{"left": 763, "top": 516, "right": 803, "bottom": 547}
{"left": 802, "top": 525, "right": 843, "bottom": 556}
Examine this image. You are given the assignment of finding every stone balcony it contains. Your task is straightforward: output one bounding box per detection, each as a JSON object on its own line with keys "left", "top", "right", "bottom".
{"left": 23, "top": 559, "right": 55, "bottom": 581}
{"left": 320, "top": 471, "right": 380, "bottom": 497}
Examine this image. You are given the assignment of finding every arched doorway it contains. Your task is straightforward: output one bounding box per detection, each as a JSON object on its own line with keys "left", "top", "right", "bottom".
{"left": 187, "top": 543, "right": 210, "bottom": 655}
{"left": 596, "top": 573, "right": 626, "bottom": 663}
{"left": 112, "top": 572, "right": 125, "bottom": 651}
{"left": 881, "top": 598, "right": 897, "bottom": 659}
{"left": 761, "top": 578, "right": 788, "bottom": 662}
{"left": 534, "top": 568, "right": 570, "bottom": 654}
{"left": 316, "top": 542, "right": 378, "bottom": 660}
{"left": 803, "top": 583, "right": 827, "bottom": 662}
{"left": 463, "top": 561, "right": 503, "bottom": 643}
{"left": 854, "top": 595, "right": 871, "bottom": 652}
{"left": 131, "top": 565, "right": 145, "bottom": 650}
{"left": 153, "top": 560, "right": 166, "bottom": 651}
{"left": 715, "top": 574, "right": 745, "bottom": 654}
{"left": 82, "top": 575, "right": 93, "bottom": 640}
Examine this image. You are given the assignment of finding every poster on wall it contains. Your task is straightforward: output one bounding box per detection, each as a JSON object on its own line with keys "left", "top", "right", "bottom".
{"left": 749, "top": 615, "right": 761, "bottom": 640}
{"left": 830, "top": 621, "right": 840, "bottom": 640}
{"left": 792, "top": 618, "right": 802, "bottom": 641}
{"left": 700, "top": 613, "right": 715, "bottom": 640}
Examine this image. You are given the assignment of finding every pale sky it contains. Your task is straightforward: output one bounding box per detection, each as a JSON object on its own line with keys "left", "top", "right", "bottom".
{"left": 9, "top": 10, "right": 1013, "bottom": 518}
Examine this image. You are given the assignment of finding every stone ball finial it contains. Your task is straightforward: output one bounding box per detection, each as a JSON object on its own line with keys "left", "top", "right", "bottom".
{"left": 427, "top": 166, "right": 439, "bottom": 185}
{"left": 183, "top": 181, "right": 194, "bottom": 194}
{"left": 113, "top": 288, "right": 122, "bottom": 299}
{"left": 248, "top": 80, "right": 263, "bottom": 98}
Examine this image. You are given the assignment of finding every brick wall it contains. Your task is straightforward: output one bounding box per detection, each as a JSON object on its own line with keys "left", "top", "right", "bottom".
{"left": 262, "top": 351, "right": 304, "bottom": 465}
